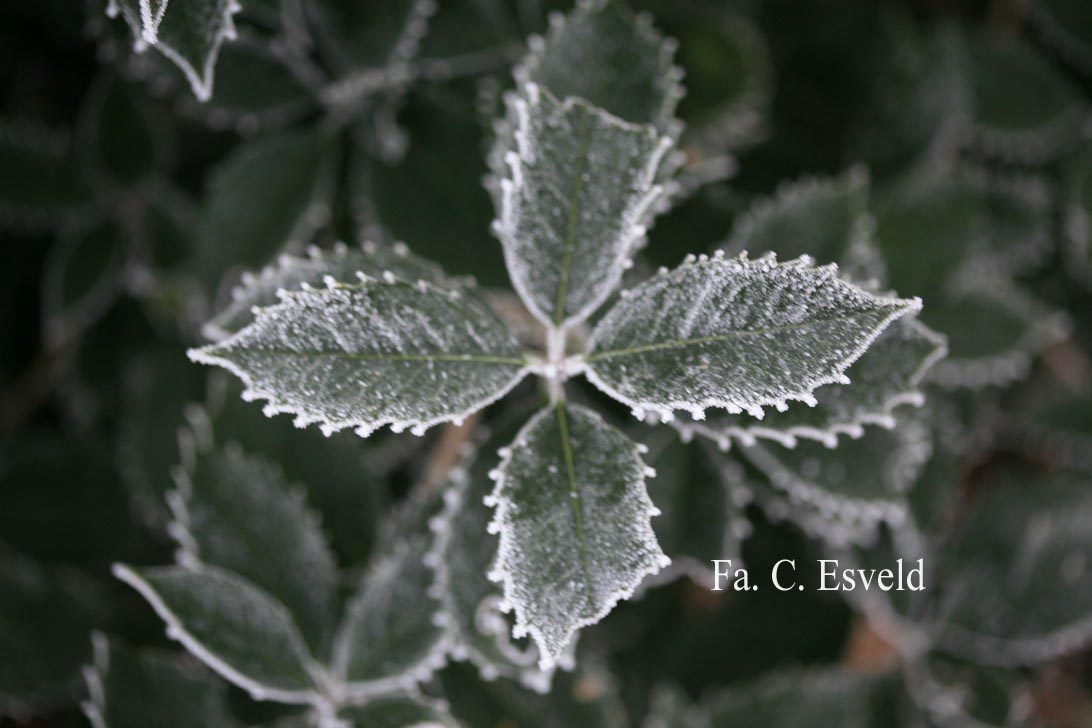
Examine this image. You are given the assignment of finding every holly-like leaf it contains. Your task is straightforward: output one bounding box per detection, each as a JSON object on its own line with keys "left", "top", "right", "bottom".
{"left": 107, "top": 0, "right": 242, "bottom": 102}
{"left": 679, "top": 316, "right": 947, "bottom": 448}
{"left": 703, "top": 668, "right": 886, "bottom": 728}
{"left": 0, "top": 118, "right": 89, "bottom": 231}
{"left": 190, "top": 274, "right": 529, "bottom": 438}
{"left": 487, "top": 403, "right": 669, "bottom": 666}
{"left": 720, "top": 167, "right": 884, "bottom": 283}
{"left": 428, "top": 421, "right": 558, "bottom": 691}
{"left": 330, "top": 529, "right": 447, "bottom": 700}
{"left": 931, "top": 471, "right": 1092, "bottom": 665}
{"left": 740, "top": 415, "right": 932, "bottom": 545}
{"left": 113, "top": 564, "right": 319, "bottom": 702}
{"left": 338, "top": 694, "right": 459, "bottom": 728}
{"left": 193, "top": 128, "right": 337, "bottom": 296}
{"left": 640, "top": 431, "right": 749, "bottom": 590}
{"left": 497, "top": 84, "right": 671, "bottom": 329}
{"left": 584, "top": 253, "right": 921, "bottom": 422}
{"left": 1028, "top": 0, "right": 1092, "bottom": 78}
{"left": 203, "top": 241, "right": 451, "bottom": 341}
{"left": 82, "top": 635, "right": 238, "bottom": 728}
{"left": 514, "top": 0, "right": 683, "bottom": 133}
{"left": 169, "top": 443, "right": 338, "bottom": 654}
{"left": 1063, "top": 145, "right": 1092, "bottom": 288}
{"left": 78, "top": 73, "right": 169, "bottom": 188}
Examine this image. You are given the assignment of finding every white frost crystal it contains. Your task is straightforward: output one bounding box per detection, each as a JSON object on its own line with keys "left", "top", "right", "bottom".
{"left": 487, "top": 403, "right": 669, "bottom": 666}
{"left": 585, "top": 253, "right": 921, "bottom": 421}
{"left": 498, "top": 84, "right": 671, "bottom": 329}
{"left": 189, "top": 276, "right": 529, "bottom": 438}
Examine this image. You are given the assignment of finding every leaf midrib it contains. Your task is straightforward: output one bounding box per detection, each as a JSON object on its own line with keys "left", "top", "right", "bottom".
{"left": 225, "top": 347, "right": 527, "bottom": 366}
{"left": 556, "top": 403, "right": 596, "bottom": 613}
{"left": 586, "top": 310, "right": 892, "bottom": 363}
{"left": 552, "top": 113, "right": 595, "bottom": 327}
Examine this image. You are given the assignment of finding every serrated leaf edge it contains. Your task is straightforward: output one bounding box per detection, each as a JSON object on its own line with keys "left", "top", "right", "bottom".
{"left": 485, "top": 404, "right": 670, "bottom": 668}
{"left": 584, "top": 252, "right": 922, "bottom": 423}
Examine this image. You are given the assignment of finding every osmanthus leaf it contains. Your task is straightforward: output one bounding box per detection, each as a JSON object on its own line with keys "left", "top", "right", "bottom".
{"left": 703, "top": 668, "right": 889, "bottom": 728}
{"left": 82, "top": 635, "right": 238, "bottom": 728}
{"left": 330, "top": 527, "right": 447, "bottom": 700}
{"left": 678, "top": 316, "right": 947, "bottom": 449}
{"left": 1063, "top": 144, "right": 1092, "bottom": 287}
{"left": 113, "top": 564, "right": 320, "bottom": 702}
{"left": 338, "top": 694, "right": 459, "bottom": 728}
{"left": 739, "top": 414, "right": 933, "bottom": 547}
{"left": 169, "top": 443, "right": 338, "bottom": 654}
{"left": 639, "top": 431, "right": 749, "bottom": 590}
{"left": 643, "top": 683, "right": 709, "bottom": 728}
{"left": 497, "top": 84, "right": 671, "bottom": 329}
{"left": 193, "top": 127, "right": 338, "bottom": 296}
{"left": 189, "top": 274, "right": 529, "bottom": 439}
{"left": 302, "top": 0, "right": 435, "bottom": 74}
{"left": 0, "top": 548, "right": 109, "bottom": 717}
{"left": 720, "top": 167, "right": 884, "bottom": 284}
{"left": 999, "top": 377, "right": 1092, "bottom": 474}
{"left": 903, "top": 654, "right": 1033, "bottom": 728}
{"left": 200, "top": 374, "right": 388, "bottom": 566}
{"left": 41, "top": 216, "right": 128, "bottom": 347}
{"left": 107, "top": 0, "right": 242, "bottom": 102}
{"left": 486, "top": 402, "right": 669, "bottom": 667}
{"left": 930, "top": 471, "right": 1092, "bottom": 666}
{"left": 1028, "top": 0, "right": 1092, "bottom": 77}
{"left": 514, "top": 0, "right": 683, "bottom": 134}
{"left": 427, "top": 421, "right": 560, "bottom": 692}
{"left": 583, "top": 253, "right": 921, "bottom": 422}
{"left": 203, "top": 241, "right": 451, "bottom": 341}
{"left": 0, "top": 118, "right": 89, "bottom": 231}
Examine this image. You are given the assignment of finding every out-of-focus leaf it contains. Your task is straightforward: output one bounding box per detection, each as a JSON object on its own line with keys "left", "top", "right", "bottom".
{"left": 193, "top": 127, "right": 337, "bottom": 297}
{"left": 0, "top": 118, "right": 89, "bottom": 231}
{"left": 114, "top": 564, "right": 320, "bottom": 702}
{"left": 170, "top": 443, "right": 338, "bottom": 654}
{"left": 78, "top": 73, "right": 169, "bottom": 188}
{"left": 331, "top": 525, "right": 447, "bottom": 699}
{"left": 585, "top": 253, "right": 920, "bottom": 422}
{"left": 931, "top": 471, "right": 1092, "bottom": 665}
{"left": 41, "top": 217, "right": 128, "bottom": 346}
{"left": 82, "top": 635, "right": 239, "bottom": 728}
{"left": 488, "top": 403, "right": 668, "bottom": 666}
{"left": 338, "top": 693, "right": 459, "bottom": 728}
{"left": 1028, "top": 0, "right": 1092, "bottom": 77}
{"left": 0, "top": 548, "right": 108, "bottom": 718}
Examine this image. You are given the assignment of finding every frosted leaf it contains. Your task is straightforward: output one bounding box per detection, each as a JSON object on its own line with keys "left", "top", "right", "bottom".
{"left": 428, "top": 424, "right": 559, "bottom": 691}
{"left": 0, "top": 118, "right": 88, "bottom": 232}
{"left": 338, "top": 694, "right": 459, "bottom": 727}
{"left": 1000, "top": 379, "right": 1092, "bottom": 474}
{"left": 639, "top": 431, "right": 748, "bottom": 590}
{"left": 515, "top": 0, "right": 683, "bottom": 134}
{"left": 703, "top": 668, "right": 884, "bottom": 728}
{"left": 740, "top": 415, "right": 931, "bottom": 544}
{"left": 498, "top": 85, "right": 671, "bottom": 329}
{"left": 169, "top": 443, "right": 338, "bottom": 653}
{"left": 904, "top": 652, "right": 1033, "bottom": 728}
{"left": 331, "top": 531, "right": 447, "bottom": 699}
{"left": 106, "top": 0, "right": 241, "bottom": 102}
{"left": 679, "top": 316, "right": 947, "bottom": 448}
{"left": 931, "top": 471, "right": 1092, "bottom": 666}
{"left": 113, "top": 564, "right": 319, "bottom": 702}
{"left": 203, "top": 241, "right": 451, "bottom": 340}
{"left": 585, "top": 254, "right": 921, "bottom": 421}
{"left": 82, "top": 635, "right": 237, "bottom": 728}
{"left": 194, "top": 128, "right": 338, "bottom": 295}
{"left": 488, "top": 403, "right": 669, "bottom": 666}
{"left": 1063, "top": 145, "right": 1092, "bottom": 287}
{"left": 189, "top": 275, "right": 529, "bottom": 439}
{"left": 721, "top": 167, "right": 885, "bottom": 284}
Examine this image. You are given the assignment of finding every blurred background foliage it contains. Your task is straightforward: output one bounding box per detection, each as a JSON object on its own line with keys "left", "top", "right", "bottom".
{"left": 2, "top": 0, "right": 1092, "bottom": 726}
